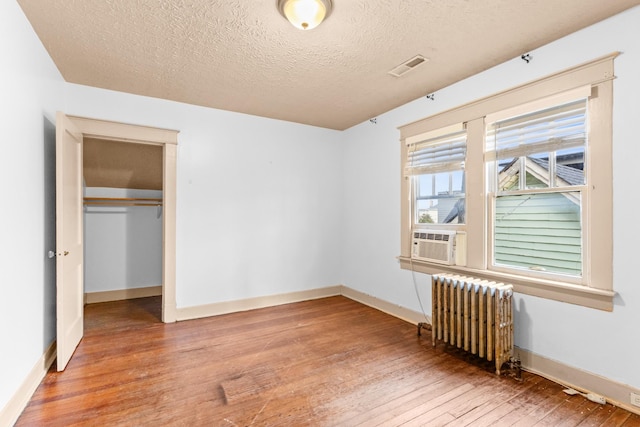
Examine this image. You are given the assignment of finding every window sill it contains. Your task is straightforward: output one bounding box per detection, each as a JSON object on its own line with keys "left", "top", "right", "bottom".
{"left": 398, "top": 256, "right": 614, "bottom": 311}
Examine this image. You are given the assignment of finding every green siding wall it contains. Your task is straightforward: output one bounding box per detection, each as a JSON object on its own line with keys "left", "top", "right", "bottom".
{"left": 494, "top": 192, "right": 581, "bottom": 275}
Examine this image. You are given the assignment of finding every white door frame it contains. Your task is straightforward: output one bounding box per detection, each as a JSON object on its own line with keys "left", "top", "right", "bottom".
{"left": 68, "top": 115, "right": 179, "bottom": 323}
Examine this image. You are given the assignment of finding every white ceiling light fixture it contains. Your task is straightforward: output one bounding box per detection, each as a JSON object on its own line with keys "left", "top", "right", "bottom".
{"left": 277, "top": 0, "right": 333, "bottom": 30}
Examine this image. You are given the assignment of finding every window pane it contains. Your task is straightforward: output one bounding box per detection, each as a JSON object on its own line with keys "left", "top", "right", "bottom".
{"left": 494, "top": 192, "right": 582, "bottom": 276}
{"left": 416, "top": 195, "right": 465, "bottom": 224}
{"left": 415, "top": 171, "right": 465, "bottom": 224}
{"left": 525, "top": 153, "right": 550, "bottom": 189}
{"left": 555, "top": 147, "right": 585, "bottom": 186}
{"left": 416, "top": 174, "right": 434, "bottom": 198}
{"left": 497, "top": 157, "right": 519, "bottom": 192}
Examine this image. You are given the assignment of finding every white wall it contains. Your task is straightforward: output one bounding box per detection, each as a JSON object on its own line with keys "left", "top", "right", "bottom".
{"left": 0, "top": 0, "right": 65, "bottom": 415}
{"left": 341, "top": 6, "right": 640, "bottom": 391}
{"left": 84, "top": 188, "right": 163, "bottom": 293}
{"left": 65, "top": 84, "right": 345, "bottom": 308}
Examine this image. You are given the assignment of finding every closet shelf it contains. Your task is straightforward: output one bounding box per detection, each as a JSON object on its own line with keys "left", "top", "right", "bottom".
{"left": 83, "top": 197, "right": 163, "bottom": 207}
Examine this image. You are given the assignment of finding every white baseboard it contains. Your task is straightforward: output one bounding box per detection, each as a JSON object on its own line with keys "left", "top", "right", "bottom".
{"left": 0, "top": 341, "right": 56, "bottom": 427}
{"left": 174, "top": 285, "right": 429, "bottom": 324}
{"left": 85, "top": 285, "right": 162, "bottom": 304}
{"left": 340, "top": 286, "right": 428, "bottom": 325}
{"left": 175, "top": 285, "right": 343, "bottom": 321}
{"left": 516, "top": 348, "right": 640, "bottom": 416}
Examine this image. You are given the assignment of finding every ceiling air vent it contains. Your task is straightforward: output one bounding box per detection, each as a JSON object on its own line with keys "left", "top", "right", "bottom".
{"left": 388, "top": 55, "right": 428, "bottom": 77}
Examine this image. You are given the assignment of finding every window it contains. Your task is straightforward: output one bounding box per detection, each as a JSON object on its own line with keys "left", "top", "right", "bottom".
{"left": 405, "top": 126, "right": 466, "bottom": 225}
{"left": 487, "top": 99, "right": 587, "bottom": 279}
{"left": 398, "top": 54, "right": 616, "bottom": 311}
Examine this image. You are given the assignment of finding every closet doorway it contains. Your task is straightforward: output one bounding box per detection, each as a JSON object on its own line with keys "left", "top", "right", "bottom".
{"left": 83, "top": 138, "right": 164, "bottom": 307}
{"left": 55, "top": 112, "right": 178, "bottom": 371}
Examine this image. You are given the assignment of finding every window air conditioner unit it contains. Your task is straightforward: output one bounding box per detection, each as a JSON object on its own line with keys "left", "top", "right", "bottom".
{"left": 411, "top": 230, "right": 466, "bottom": 266}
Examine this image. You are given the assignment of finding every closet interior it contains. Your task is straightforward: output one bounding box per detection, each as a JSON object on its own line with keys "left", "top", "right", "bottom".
{"left": 82, "top": 138, "right": 163, "bottom": 311}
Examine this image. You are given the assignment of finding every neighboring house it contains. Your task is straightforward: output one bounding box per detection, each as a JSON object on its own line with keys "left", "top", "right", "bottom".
{"left": 494, "top": 157, "right": 583, "bottom": 275}
{"left": 417, "top": 193, "right": 464, "bottom": 224}
{"left": 441, "top": 196, "right": 465, "bottom": 224}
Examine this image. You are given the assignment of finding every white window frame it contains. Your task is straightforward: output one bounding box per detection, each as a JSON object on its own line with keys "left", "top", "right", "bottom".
{"left": 398, "top": 53, "right": 617, "bottom": 311}
{"left": 486, "top": 93, "right": 589, "bottom": 284}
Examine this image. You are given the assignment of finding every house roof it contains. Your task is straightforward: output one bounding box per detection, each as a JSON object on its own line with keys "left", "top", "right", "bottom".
{"left": 498, "top": 156, "right": 584, "bottom": 187}
{"left": 529, "top": 158, "right": 584, "bottom": 186}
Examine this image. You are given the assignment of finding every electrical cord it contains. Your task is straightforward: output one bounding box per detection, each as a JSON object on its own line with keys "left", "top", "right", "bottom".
{"left": 410, "top": 258, "right": 430, "bottom": 323}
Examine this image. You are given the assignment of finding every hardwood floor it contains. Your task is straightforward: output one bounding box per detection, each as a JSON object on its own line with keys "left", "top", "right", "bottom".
{"left": 17, "top": 296, "right": 640, "bottom": 426}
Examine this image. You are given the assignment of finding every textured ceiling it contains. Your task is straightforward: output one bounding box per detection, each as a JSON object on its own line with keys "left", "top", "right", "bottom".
{"left": 17, "top": 0, "right": 640, "bottom": 130}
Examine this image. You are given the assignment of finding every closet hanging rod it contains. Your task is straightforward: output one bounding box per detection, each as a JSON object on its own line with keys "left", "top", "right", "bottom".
{"left": 83, "top": 197, "right": 163, "bottom": 206}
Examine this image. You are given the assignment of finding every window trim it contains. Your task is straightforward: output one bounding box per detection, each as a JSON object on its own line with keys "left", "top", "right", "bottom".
{"left": 398, "top": 52, "right": 617, "bottom": 311}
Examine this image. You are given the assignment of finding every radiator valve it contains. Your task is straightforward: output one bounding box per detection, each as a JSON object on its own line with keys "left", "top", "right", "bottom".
{"left": 509, "top": 357, "right": 523, "bottom": 382}
{"left": 417, "top": 322, "right": 431, "bottom": 336}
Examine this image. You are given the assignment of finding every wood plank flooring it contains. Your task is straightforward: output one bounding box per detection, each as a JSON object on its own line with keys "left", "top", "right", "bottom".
{"left": 16, "top": 296, "right": 640, "bottom": 426}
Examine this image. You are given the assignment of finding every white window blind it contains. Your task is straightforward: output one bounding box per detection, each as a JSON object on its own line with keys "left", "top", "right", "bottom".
{"left": 487, "top": 99, "right": 587, "bottom": 161}
{"left": 405, "top": 128, "right": 467, "bottom": 176}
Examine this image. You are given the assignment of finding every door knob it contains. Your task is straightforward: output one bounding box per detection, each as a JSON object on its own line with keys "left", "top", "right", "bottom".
{"left": 63, "top": 251, "right": 69, "bottom": 256}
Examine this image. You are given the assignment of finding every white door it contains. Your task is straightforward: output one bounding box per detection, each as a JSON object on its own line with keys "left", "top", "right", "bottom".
{"left": 56, "top": 112, "right": 84, "bottom": 371}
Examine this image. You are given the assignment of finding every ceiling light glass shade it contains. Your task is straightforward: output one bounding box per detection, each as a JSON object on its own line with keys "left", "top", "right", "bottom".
{"left": 277, "top": 0, "right": 332, "bottom": 30}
